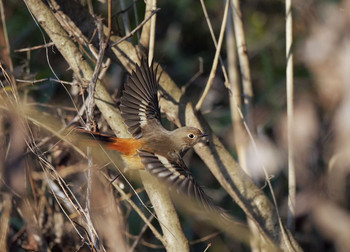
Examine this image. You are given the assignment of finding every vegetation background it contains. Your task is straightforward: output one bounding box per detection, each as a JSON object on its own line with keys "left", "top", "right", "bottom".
{"left": 0, "top": 0, "right": 349, "bottom": 251}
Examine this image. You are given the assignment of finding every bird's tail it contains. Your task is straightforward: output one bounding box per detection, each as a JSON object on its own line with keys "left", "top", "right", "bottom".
{"left": 74, "top": 129, "right": 142, "bottom": 156}
{"left": 75, "top": 128, "right": 118, "bottom": 144}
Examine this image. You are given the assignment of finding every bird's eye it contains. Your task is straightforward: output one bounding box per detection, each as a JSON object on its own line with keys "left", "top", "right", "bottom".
{"left": 188, "top": 133, "right": 195, "bottom": 139}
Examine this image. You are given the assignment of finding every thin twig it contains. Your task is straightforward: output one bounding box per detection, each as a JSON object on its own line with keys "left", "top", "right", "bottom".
{"left": 195, "top": 0, "right": 229, "bottom": 111}
{"left": 125, "top": 232, "right": 164, "bottom": 249}
{"left": 14, "top": 42, "right": 55, "bottom": 52}
{"left": 69, "top": 98, "right": 89, "bottom": 126}
{"left": 286, "top": 0, "right": 295, "bottom": 232}
{"left": 86, "top": 18, "right": 106, "bottom": 129}
{"left": 203, "top": 243, "right": 211, "bottom": 252}
{"left": 16, "top": 78, "right": 77, "bottom": 86}
{"left": 98, "top": 58, "right": 112, "bottom": 80}
{"left": 181, "top": 57, "right": 203, "bottom": 93}
{"left": 15, "top": 78, "right": 47, "bottom": 84}
{"left": 129, "top": 214, "right": 155, "bottom": 252}
{"left": 111, "top": 8, "right": 160, "bottom": 47}
{"left": 199, "top": 0, "right": 230, "bottom": 88}
{"left": 189, "top": 232, "right": 220, "bottom": 245}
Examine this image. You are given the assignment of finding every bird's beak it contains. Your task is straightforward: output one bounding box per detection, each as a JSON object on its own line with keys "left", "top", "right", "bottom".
{"left": 200, "top": 133, "right": 208, "bottom": 138}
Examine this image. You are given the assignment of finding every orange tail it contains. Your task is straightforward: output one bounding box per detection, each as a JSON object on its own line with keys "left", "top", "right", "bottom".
{"left": 75, "top": 129, "right": 143, "bottom": 156}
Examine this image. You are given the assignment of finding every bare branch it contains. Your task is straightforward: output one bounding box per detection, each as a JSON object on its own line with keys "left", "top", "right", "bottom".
{"left": 286, "top": 0, "right": 295, "bottom": 231}
{"left": 230, "top": 0, "right": 254, "bottom": 128}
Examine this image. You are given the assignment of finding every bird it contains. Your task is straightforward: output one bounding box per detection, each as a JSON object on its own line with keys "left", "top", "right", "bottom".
{"left": 78, "top": 58, "right": 215, "bottom": 210}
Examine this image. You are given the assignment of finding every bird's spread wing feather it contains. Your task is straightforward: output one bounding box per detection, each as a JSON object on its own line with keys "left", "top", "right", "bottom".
{"left": 120, "top": 58, "right": 161, "bottom": 139}
{"left": 138, "top": 150, "right": 215, "bottom": 210}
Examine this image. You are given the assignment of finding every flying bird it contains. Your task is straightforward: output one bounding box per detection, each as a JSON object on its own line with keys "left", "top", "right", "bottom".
{"left": 79, "top": 58, "right": 215, "bottom": 210}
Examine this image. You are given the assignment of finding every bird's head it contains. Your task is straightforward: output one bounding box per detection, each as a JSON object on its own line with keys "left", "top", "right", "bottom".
{"left": 171, "top": 127, "right": 208, "bottom": 155}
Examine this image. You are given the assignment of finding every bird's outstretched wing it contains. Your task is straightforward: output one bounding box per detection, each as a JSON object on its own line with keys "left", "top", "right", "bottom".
{"left": 120, "top": 58, "right": 161, "bottom": 139}
{"left": 138, "top": 149, "right": 215, "bottom": 210}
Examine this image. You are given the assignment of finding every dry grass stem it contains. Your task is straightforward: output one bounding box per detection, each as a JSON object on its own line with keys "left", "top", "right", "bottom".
{"left": 286, "top": 0, "right": 295, "bottom": 231}
{"left": 0, "top": 194, "right": 11, "bottom": 251}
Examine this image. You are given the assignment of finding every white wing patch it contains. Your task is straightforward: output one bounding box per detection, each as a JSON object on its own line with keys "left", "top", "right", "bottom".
{"left": 155, "top": 154, "right": 185, "bottom": 180}
{"left": 138, "top": 112, "right": 147, "bottom": 127}
{"left": 138, "top": 101, "right": 148, "bottom": 127}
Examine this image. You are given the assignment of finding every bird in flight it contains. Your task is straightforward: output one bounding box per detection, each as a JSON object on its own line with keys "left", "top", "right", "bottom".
{"left": 79, "top": 58, "right": 215, "bottom": 209}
